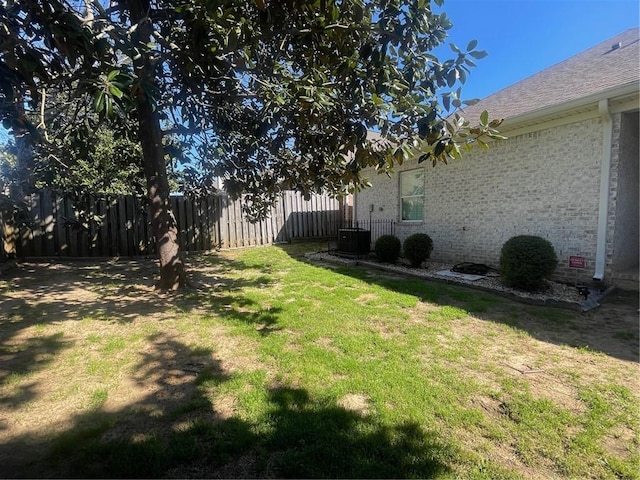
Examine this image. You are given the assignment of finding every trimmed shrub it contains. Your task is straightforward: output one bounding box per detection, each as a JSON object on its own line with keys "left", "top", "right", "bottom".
{"left": 374, "top": 235, "right": 401, "bottom": 263}
{"left": 500, "top": 235, "right": 558, "bottom": 291}
{"left": 403, "top": 233, "right": 433, "bottom": 268}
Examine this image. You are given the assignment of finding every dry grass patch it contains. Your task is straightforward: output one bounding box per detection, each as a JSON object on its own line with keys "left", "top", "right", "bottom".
{"left": 337, "top": 393, "right": 371, "bottom": 416}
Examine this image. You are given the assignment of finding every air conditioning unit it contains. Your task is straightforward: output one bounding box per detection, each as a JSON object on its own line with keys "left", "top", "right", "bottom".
{"left": 337, "top": 228, "right": 371, "bottom": 255}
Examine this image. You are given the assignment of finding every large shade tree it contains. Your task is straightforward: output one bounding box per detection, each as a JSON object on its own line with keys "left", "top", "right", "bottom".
{"left": 0, "top": 0, "right": 502, "bottom": 289}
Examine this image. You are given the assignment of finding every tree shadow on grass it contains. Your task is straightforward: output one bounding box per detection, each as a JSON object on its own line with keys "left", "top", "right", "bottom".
{"left": 281, "top": 246, "right": 639, "bottom": 362}
{"left": 0, "top": 295, "right": 77, "bottom": 414}
{"left": 1, "top": 254, "right": 277, "bottom": 326}
{"left": 242, "top": 386, "right": 453, "bottom": 479}
{"left": 0, "top": 334, "right": 236, "bottom": 478}
{"left": 0, "top": 324, "right": 74, "bottom": 412}
{"left": 0, "top": 254, "right": 281, "bottom": 412}
{"left": 0, "top": 335, "right": 454, "bottom": 479}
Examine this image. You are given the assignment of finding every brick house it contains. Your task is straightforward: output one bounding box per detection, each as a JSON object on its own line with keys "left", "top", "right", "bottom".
{"left": 354, "top": 28, "right": 639, "bottom": 289}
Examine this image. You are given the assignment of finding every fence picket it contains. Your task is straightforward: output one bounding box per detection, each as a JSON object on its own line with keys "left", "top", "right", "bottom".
{"left": 41, "top": 191, "right": 55, "bottom": 256}
{"left": 116, "top": 196, "right": 127, "bottom": 256}
{"left": 78, "top": 194, "right": 89, "bottom": 257}
{"left": 1, "top": 190, "right": 342, "bottom": 260}
{"left": 88, "top": 196, "right": 98, "bottom": 256}
{"left": 211, "top": 196, "right": 218, "bottom": 248}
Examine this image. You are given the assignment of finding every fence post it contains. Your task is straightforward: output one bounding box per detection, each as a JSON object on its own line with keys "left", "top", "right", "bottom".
{"left": 220, "top": 194, "right": 230, "bottom": 248}
{"left": 281, "top": 192, "right": 290, "bottom": 243}
{"left": 0, "top": 209, "right": 6, "bottom": 263}
{"left": 116, "top": 196, "right": 127, "bottom": 256}
{"left": 78, "top": 194, "right": 90, "bottom": 257}
{"left": 41, "top": 190, "right": 55, "bottom": 256}
{"left": 212, "top": 195, "right": 221, "bottom": 249}
{"left": 0, "top": 209, "right": 3, "bottom": 263}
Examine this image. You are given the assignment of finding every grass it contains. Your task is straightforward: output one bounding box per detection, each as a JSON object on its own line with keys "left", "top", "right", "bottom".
{"left": 614, "top": 331, "right": 637, "bottom": 341}
{"left": 0, "top": 243, "right": 638, "bottom": 479}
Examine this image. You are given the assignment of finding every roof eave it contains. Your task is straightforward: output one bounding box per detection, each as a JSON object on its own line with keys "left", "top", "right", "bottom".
{"left": 499, "top": 81, "right": 640, "bottom": 132}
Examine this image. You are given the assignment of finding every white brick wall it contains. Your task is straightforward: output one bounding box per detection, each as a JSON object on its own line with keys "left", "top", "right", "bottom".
{"left": 356, "top": 117, "right": 606, "bottom": 283}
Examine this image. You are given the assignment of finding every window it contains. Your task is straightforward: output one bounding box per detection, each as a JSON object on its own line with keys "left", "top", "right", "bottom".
{"left": 400, "top": 169, "right": 424, "bottom": 222}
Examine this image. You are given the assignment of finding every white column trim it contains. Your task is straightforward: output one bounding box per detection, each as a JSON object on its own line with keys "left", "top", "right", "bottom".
{"left": 593, "top": 99, "right": 613, "bottom": 281}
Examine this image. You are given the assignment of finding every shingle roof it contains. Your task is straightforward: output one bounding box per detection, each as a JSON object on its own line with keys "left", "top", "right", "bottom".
{"left": 461, "top": 28, "right": 640, "bottom": 123}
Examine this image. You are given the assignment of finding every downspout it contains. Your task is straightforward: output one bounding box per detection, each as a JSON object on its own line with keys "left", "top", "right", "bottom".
{"left": 593, "top": 99, "right": 613, "bottom": 281}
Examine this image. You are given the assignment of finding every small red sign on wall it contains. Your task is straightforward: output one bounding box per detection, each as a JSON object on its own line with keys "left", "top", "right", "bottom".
{"left": 569, "top": 256, "right": 586, "bottom": 269}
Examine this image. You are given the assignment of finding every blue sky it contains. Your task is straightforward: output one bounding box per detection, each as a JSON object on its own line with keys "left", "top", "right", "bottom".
{"left": 434, "top": 0, "right": 639, "bottom": 102}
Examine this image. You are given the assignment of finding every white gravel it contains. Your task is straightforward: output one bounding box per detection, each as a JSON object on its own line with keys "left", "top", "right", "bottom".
{"left": 305, "top": 251, "right": 585, "bottom": 307}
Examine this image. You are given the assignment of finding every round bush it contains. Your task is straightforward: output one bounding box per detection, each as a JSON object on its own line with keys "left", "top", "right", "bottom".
{"left": 403, "top": 233, "right": 433, "bottom": 267}
{"left": 500, "top": 235, "right": 558, "bottom": 291}
{"left": 374, "top": 235, "right": 401, "bottom": 263}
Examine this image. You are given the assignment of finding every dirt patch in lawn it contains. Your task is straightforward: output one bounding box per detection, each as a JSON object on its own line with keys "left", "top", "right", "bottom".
{"left": 337, "top": 393, "right": 371, "bottom": 416}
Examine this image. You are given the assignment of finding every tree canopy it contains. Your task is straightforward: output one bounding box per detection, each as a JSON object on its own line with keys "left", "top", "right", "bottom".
{"left": 0, "top": 0, "right": 502, "bottom": 288}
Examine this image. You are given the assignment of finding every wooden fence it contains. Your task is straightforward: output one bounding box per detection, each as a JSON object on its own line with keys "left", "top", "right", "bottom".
{"left": 0, "top": 190, "right": 342, "bottom": 259}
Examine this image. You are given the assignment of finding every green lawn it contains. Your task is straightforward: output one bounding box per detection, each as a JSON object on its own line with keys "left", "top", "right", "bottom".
{"left": 0, "top": 243, "right": 638, "bottom": 478}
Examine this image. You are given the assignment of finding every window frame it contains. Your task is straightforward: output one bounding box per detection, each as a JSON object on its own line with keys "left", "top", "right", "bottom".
{"left": 399, "top": 168, "right": 425, "bottom": 223}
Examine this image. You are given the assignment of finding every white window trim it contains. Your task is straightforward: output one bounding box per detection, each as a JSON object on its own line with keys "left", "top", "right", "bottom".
{"left": 399, "top": 168, "right": 425, "bottom": 223}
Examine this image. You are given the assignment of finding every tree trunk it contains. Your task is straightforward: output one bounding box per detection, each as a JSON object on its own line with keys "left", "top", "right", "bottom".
{"left": 129, "top": 0, "right": 186, "bottom": 290}
{"left": 137, "top": 97, "right": 186, "bottom": 290}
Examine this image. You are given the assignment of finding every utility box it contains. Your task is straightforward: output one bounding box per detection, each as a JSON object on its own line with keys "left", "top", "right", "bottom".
{"left": 337, "top": 228, "right": 371, "bottom": 255}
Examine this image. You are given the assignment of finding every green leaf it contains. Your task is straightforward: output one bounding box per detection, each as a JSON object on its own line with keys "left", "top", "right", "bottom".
{"left": 442, "top": 94, "right": 451, "bottom": 111}
{"left": 477, "top": 138, "right": 489, "bottom": 150}
{"left": 227, "top": 29, "right": 238, "bottom": 50}
{"left": 446, "top": 70, "right": 457, "bottom": 87}
{"left": 469, "top": 50, "right": 488, "bottom": 59}
{"left": 466, "top": 40, "right": 478, "bottom": 51}
{"left": 354, "top": 5, "right": 364, "bottom": 23}
{"left": 104, "top": 95, "right": 113, "bottom": 117}
{"left": 488, "top": 132, "right": 508, "bottom": 140}
{"left": 355, "top": 123, "right": 367, "bottom": 142}
{"left": 93, "top": 92, "right": 105, "bottom": 113}
{"left": 21, "top": 53, "right": 39, "bottom": 72}
{"left": 480, "top": 110, "right": 489, "bottom": 126}
{"left": 109, "top": 85, "right": 124, "bottom": 98}
{"left": 458, "top": 68, "right": 467, "bottom": 84}
{"left": 418, "top": 153, "right": 431, "bottom": 163}
{"left": 393, "top": 148, "right": 404, "bottom": 165}
{"left": 450, "top": 143, "right": 461, "bottom": 159}
{"left": 107, "top": 70, "right": 120, "bottom": 81}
